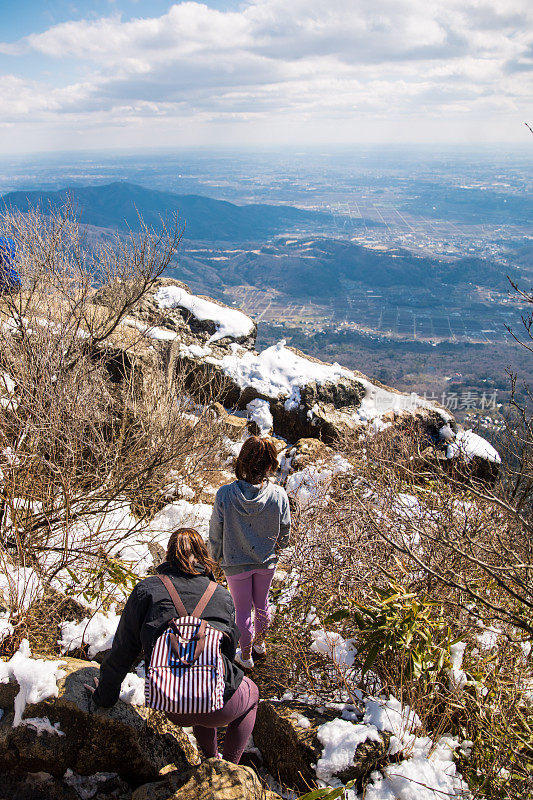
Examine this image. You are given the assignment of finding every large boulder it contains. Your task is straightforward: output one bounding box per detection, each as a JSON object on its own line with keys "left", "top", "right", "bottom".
{"left": 170, "top": 340, "right": 451, "bottom": 445}
{"left": 99, "top": 282, "right": 449, "bottom": 446}
{"left": 95, "top": 277, "right": 257, "bottom": 352}
{"left": 253, "top": 700, "right": 389, "bottom": 792}
{"left": 210, "top": 403, "right": 248, "bottom": 441}
{"left": 132, "top": 758, "right": 278, "bottom": 800}
{"left": 0, "top": 656, "right": 198, "bottom": 784}
{"left": 283, "top": 438, "right": 334, "bottom": 471}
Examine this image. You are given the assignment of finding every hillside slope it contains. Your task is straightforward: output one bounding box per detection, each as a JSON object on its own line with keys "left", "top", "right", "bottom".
{"left": 2, "top": 182, "right": 339, "bottom": 242}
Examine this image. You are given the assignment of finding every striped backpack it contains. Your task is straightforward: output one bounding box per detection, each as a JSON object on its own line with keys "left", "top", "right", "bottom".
{"left": 145, "top": 575, "right": 225, "bottom": 714}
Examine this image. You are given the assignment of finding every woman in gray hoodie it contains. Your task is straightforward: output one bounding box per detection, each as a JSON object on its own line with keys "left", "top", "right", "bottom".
{"left": 208, "top": 436, "right": 291, "bottom": 669}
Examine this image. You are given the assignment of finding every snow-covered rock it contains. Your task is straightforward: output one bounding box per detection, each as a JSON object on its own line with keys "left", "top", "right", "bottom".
{"left": 96, "top": 276, "right": 257, "bottom": 351}
{"left": 97, "top": 277, "right": 500, "bottom": 481}
{"left": 442, "top": 426, "right": 500, "bottom": 484}
{"left": 246, "top": 398, "right": 273, "bottom": 436}
{"left": 253, "top": 700, "right": 389, "bottom": 791}
{"left": 154, "top": 284, "right": 255, "bottom": 344}
{"left": 182, "top": 339, "right": 452, "bottom": 445}
{"left": 0, "top": 653, "right": 198, "bottom": 782}
{"left": 58, "top": 608, "right": 121, "bottom": 660}
{"left": 446, "top": 430, "right": 500, "bottom": 465}
{"left": 0, "top": 565, "right": 43, "bottom": 612}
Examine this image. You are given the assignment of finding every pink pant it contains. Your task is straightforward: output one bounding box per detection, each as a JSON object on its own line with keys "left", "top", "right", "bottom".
{"left": 226, "top": 568, "right": 275, "bottom": 652}
{"left": 167, "top": 676, "right": 258, "bottom": 764}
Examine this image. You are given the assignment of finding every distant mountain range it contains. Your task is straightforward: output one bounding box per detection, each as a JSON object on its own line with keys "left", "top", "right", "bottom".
{"left": 1, "top": 181, "right": 516, "bottom": 301}
{"left": 170, "top": 237, "right": 515, "bottom": 301}
{"left": 1, "top": 181, "right": 367, "bottom": 242}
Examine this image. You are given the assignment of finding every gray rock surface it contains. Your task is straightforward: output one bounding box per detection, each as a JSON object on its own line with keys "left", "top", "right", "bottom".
{"left": 0, "top": 772, "right": 79, "bottom": 800}
{"left": 0, "top": 657, "right": 198, "bottom": 784}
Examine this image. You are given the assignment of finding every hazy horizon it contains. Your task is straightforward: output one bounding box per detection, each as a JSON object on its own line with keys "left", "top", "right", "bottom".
{"left": 2, "top": 141, "right": 533, "bottom": 158}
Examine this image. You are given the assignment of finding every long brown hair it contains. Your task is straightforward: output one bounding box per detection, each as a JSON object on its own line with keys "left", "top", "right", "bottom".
{"left": 166, "top": 528, "right": 216, "bottom": 575}
{"left": 235, "top": 435, "right": 279, "bottom": 484}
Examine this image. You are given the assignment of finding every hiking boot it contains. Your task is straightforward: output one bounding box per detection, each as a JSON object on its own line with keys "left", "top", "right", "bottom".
{"left": 235, "top": 648, "right": 254, "bottom": 670}
{"left": 252, "top": 641, "right": 267, "bottom": 658}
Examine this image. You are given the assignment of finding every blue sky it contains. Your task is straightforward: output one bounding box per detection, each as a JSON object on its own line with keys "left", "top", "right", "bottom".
{"left": 0, "top": 0, "right": 532, "bottom": 153}
{"left": 1, "top": 1, "right": 241, "bottom": 38}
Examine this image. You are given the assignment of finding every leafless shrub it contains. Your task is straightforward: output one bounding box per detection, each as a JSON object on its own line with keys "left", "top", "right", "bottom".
{"left": 0, "top": 206, "right": 229, "bottom": 647}
{"left": 269, "top": 428, "right": 533, "bottom": 798}
{"left": 496, "top": 281, "right": 533, "bottom": 515}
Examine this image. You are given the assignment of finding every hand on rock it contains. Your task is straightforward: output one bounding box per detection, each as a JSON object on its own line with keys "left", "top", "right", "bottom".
{"left": 83, "top": 677, "right": 99, "bottom": 695}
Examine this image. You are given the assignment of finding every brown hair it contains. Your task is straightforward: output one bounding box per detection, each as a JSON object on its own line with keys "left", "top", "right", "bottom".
{"left": 235, "top": 435, "right": 279, "bottom": 484}
{"left": 166, "top": 528, "right": 217, "bottom": 575}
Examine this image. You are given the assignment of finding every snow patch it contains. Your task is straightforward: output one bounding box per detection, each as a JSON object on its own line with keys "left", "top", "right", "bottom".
{"left": 119, "top": 672, "right": 145, "bottom": 705}
{"left": 446, "top": 430, "right": 500, "bottom": 464}
{"left": 0, "top": 566, "right": 43, "bottom": 611}
{"left": 315, "top": 718, "right": 381, "bottom": 782}
{"left": 155, "top": 286, "right": 254, "bottom": 343}
{"left": 365, "top": 735, "right": 469, "bottom": 800}
{"left": 292, "top": 712, "right": 312, "bottom": 729}
{"left": 0, "top": 614, "right": 13, "bottom": 643}
{"left": 246, "top": 398, "right": 273, "bottom": 436}
{"left": 363, "top": 695, "right": 421, "bottom": 749}
{"left": 286, "top": 455, "right": 351, "bottom": 508}
{"left": 122, "top": 318, "right": 178, "bottom": 341}
{"left": 0, "top": 639, "right": 66, "bottom": 726}
{"left": 476, "top": 624, "right": 500, "bottom": 651}
{"left": 149, "top": 498, "right": 213, "bottom": 545}
{"left": 0, "top": 372, "right": 18, "bottom": 410}
{"left": 58, "top": 608, "right": 121, "bottom": 659}
{"left": 21, "top": 716, "right": 65, "bottom": 736}
{"left": 448, "top": 642, "right": 468, "bottom": 691}
{"left": 179, "top": 343, "right": 212, "bottom": 358}
{"left": 310, "top": 629, "right": 357, "bottom": 668}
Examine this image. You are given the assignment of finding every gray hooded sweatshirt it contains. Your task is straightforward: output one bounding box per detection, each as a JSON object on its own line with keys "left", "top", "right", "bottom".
{"left": 208, "top": 480, "right": 291, "bottom": 576}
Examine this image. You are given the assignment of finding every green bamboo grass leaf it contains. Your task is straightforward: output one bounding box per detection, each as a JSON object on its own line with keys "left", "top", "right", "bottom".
{"left": 66, "top": 568, "right": 80, "bottom": 584}
{"left": 298, "top": 788, "right": 346, "bottom": 800}
{"left": 362, "top": 642, "right": 381, "bottom": 675}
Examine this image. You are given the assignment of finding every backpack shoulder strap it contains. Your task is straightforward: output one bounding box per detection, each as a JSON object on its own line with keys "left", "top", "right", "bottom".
{"left": 159, "top": 574, "right": 187, "bottom": 618}
{"left": 191, "top": 581, "right": 217, "bottom": 618}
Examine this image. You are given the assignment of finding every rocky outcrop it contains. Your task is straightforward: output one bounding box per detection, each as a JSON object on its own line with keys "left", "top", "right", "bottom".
{"left": 175, "top": 340, "right": 449, "bottom": 446}
{"left": 96, "top": 277, "right": 499, "bottom": 477}
{"left": 94, "top": 277, "right": 257, "bottom": 352}
{"left": 283, "top": 438, "right": 334, "bottom": 471}
{"left": 253, "top": 701, "right": 390, "bottom": 792}
{"left": 210, "top": 403, "right": 249, "bottom": 440}
{"left": 132, "top": 758, "right": 278, "bottom": 800}
{"left": 0, "top": 657, "right": 198, "bottom": 784}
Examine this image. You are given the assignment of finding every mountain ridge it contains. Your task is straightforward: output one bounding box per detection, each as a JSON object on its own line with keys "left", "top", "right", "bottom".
{"left": 1, "top": 181, "right": 349, "bottom": 242}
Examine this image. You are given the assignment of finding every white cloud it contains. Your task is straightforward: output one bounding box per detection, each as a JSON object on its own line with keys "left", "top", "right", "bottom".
{"left": 0, "top": 0, "right": 532, "bottom": 147}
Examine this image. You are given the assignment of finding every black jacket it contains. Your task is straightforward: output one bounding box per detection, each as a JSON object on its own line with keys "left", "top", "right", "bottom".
{"left": 92, "top": 562, "right": 244, "bottom": 708}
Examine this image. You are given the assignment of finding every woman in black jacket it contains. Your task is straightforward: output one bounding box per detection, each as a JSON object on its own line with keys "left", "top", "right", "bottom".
{"left": 88, "top": 528, "right": 259, "bottom": 764}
